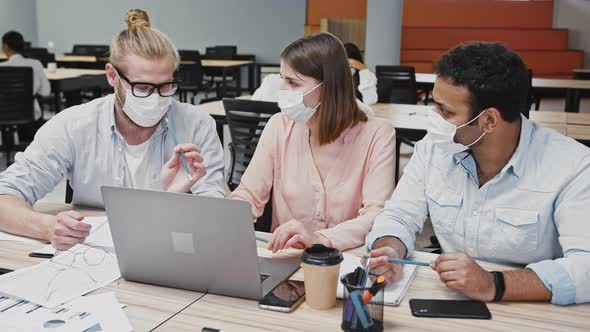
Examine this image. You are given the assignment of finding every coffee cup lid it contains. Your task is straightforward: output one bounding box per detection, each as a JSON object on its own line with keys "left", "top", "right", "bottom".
{"left": 301, "top": 244, "right": 343, "bottom": 266}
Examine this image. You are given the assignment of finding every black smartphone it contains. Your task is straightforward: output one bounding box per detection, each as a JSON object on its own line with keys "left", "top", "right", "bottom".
{"left": 258, "top": 280, "right": 305, "bottom": 313}
{"left": 410, "top": 299, "right": 491, "bottom": 319}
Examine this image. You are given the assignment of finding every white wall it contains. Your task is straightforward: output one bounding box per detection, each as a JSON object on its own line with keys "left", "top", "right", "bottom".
{"left": 35, "top": 0, "right": 305, "bottom": 63}
{"left": 553, "top": 0, "right": 590, "bottom": 69}
{"left": 0, "top": 0, "right": 38, "bottom": 45}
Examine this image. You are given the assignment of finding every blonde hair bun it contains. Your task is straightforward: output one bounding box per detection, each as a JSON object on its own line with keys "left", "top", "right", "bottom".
{"left": 110, "top": 8, "right": 179, "bottom": 68}
{"left": 125, "top": 9, "right": 150, "bottom": 30}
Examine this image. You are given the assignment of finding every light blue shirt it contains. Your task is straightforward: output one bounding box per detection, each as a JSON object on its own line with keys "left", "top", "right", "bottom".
{"left": 367, "top": 115, "right": 590, "bottom": 305}
{"left": 0, "top": 94, "right": 225, "bottom": 207}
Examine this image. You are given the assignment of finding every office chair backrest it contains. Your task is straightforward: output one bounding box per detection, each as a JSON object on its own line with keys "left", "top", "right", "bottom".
{"left": 523, "top": 69, "right": 534, "bottom": 119}
{"left": 0, "top": 67, "right": 34, "bottom": 125}
{"left": 375, "top": 65, "right": 419, "bottom": 104}
{"left": 72, "top": 44, "right": 110, "bottom": 58}
{"left": 256, "top": 63, "right": 280, "bottom": 88}
{"left": 24, "top": 48, "right": 55, "bottom": 67}
{"left": 574, "top": 71, "right": 590, "bottom": 80}
{"left": 205, "top": 46, "right": 237, "bottom": 60}
{"left": 223, "top": 98, "right": 279, "bottom": 189}
{"left": 175, "top": 51, "right": 206, "bottom": 88}
{"left": 178, "top": 50, "right": 201, "bottom": 63}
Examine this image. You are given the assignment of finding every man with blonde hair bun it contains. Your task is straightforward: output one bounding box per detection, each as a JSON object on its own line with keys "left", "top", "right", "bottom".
{"left": 0, "top": 9, "right": 225, "bottom": 250}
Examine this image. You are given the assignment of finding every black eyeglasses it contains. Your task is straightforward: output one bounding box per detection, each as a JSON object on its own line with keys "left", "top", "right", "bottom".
{"left": 114, "top": 66, "right": 179, "bottom": 98}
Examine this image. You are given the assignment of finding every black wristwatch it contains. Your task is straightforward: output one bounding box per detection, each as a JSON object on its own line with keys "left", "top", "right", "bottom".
{"left": 491, "top": 271, "right": 505, "bottom": 302}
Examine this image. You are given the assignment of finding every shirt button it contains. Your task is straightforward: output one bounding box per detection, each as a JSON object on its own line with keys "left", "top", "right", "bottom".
{"left": 472, "top": 211, "right": 479, "bottom": 217}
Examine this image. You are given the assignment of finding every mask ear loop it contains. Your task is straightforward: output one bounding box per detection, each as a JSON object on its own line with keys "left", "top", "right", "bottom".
{"left": 466, "top": 131, "right": 486, "bottom": 148}
{"left": 457, "top": 109, "right": 488, "bottom": 130}
{"left": 303, "top": 82, "right": 324, "bottom": 110}
{"left": 460, "top": 109, "right": 488, "bottom": 147}
{"left": 303, "top": 81, "right": 324, "bottom": 96}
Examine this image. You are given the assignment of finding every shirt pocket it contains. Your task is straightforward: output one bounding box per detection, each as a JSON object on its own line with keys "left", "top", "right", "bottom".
{"left": 425, "top": 185, "right": 463, "bottom": 234}
{"left": 492, "top": 207, "right": 539, "bottom": 254}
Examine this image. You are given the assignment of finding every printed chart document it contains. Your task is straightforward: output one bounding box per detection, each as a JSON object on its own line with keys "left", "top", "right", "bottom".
{"left": 0, "top": 292, "right": 132, "bottom": 331}
{"left": 0, "top": 244, "right": 121, "bottom": 308}
{"left": 337, "top": 253, "right": 418, "bottom": 306}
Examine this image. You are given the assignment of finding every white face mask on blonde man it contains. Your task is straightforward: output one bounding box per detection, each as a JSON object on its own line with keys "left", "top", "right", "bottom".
{"left": 0, "top": 9, "right": 225, "bottom": 251}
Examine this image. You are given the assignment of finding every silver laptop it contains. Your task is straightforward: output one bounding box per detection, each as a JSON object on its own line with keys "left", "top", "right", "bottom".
{"left": 101, "top": 186, "right": 300, "bottom": 300}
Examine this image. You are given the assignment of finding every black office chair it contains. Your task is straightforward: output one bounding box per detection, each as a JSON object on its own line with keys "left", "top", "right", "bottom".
{"left": 375, "top": 66, "right": 420, "bottom": 184}
{"left": 523, "top": 69, "right": 533, "bottom": 119}
{"left": 71, "top": 44, "right": 110, "bottom": 58}
{"left": 24, "top": 47, "right": 55, "bottom": 67}
{"left": 223, "top": 98, "right": 280, "bottom": 232}
{"left": 204, "top": 46, "right": 240, "bottom": 98}
{"left": 532, "top": 81, "right": 566, "bottom": 111}
{"left": 69, "top": 44, "right": 110, "bottom": 70}
{"left": 175, "top": 50, "right": 215, "bottom": 104}
{"left": 572, "top": 70, "right": 590, "bottom": 111}
{"left": 205, "top": 46, "right": 237, "bottom": 60}
{"left": 0, "top": 67, "right": 35, "bottom": 166}
{"left": 375, "top": 65, "right": 419, "bottom": 104}
{"left": 233, "top": 54, "right": 256, "bottom": 95}
{"left": 256, "top": 63, "right": 280, "bottom": 88}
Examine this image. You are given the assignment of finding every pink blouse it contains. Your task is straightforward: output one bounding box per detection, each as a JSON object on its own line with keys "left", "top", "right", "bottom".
{"left": 230, "top": 113, "right": 396, "bottom": 250}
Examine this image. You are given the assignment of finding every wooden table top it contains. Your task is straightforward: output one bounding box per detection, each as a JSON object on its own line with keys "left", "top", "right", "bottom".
{"left": 44, "top": 68, "right": 105, "bottom": 80}
{"left": 198, "top": 99, "right": 590, "bottom": 141}
{"left": 190, "top": 59, "right": 253, "bottom": 67}
{"left": 0, "top": 183, "right": 584, "bottom": 331}
{"left": 54, "top": 55, "right": 104, "bottom": 63}
{"left": 416, "top": 73, "right": 590, "bottom": 90}
{"left": 157, "top": 232, "right": 590, "bottom": 332}
{"left": 371, "top": 103, "right": 431, "bottom": 131}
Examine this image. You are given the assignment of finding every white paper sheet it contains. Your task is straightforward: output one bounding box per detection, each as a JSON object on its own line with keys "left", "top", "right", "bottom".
{"left": 33, "top": 217, "right": 114, "bottom": 256}
{"left": 256, "top": 247, "right": 303, "bottom": 259}
{"left": 0, "top": 292, "right": 132, "bottom": 331}
{"left": 0, "top": 244, "right": 121, "bottom": 308}
{"left": 337, "top": 253, "right": 418, "bottom": 306}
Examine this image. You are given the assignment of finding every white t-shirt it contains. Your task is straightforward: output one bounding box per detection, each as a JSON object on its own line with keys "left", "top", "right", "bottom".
{"left": 122, "top": 138, "right": 153, "bottom": 190}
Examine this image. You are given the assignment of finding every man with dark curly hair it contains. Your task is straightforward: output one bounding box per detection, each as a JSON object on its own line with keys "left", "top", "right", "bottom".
{"left": 366, "top": 42, "right": 590, "bottom": 305}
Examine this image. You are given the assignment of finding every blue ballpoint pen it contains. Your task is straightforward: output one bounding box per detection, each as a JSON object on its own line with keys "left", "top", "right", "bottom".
{"left": 168, "top": 119, "right": 192, "bottom": 179}
{"left": 255, "top": 237, "right": 269, "bottom": 243}
{"left": 362, "top": 255, "right": 431, "bottom": 267}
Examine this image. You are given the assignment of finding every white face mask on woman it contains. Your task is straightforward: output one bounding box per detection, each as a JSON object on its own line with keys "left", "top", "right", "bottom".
{"left": 115, "top": 76, "right": 172, "bottom": 128}
{"left": 425, "top": 109, "right": 487, "bottom": 154}
{"left": 277, "top": 82, "right": 323, "bottom": 123}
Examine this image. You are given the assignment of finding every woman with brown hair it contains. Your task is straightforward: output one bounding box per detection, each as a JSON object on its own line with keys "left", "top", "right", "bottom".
{"left": 230, "top": 33, "right": 395, "bottom": 252}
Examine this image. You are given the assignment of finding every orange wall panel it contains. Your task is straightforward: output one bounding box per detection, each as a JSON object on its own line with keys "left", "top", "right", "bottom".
{"left": 402, "top": 28, "right": 568, "bottom": 51}
{"left": 401, "top": 49, "right": 584, "bottom": 75}
{"left": 402, "top": 0, "right": 554, "bottom": 28}
{"left": 307, "top": 0, "right": 367, "bottom": 25}
{"left": 401, "top": 61, "right": 434, "bottom": 73}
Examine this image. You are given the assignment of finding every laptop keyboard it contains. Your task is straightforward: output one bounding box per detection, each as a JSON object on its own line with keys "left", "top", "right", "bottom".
{"left": 260, "top": 273, "right": 270, "bottom": 283}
